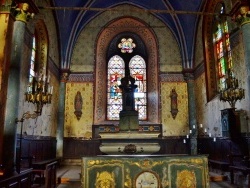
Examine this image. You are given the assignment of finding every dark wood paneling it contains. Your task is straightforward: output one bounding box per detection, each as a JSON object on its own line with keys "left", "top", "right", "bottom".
{"left": 17, "top": 136, "right": 57, "bottom": 163}
{"left": 157, "top": 137, "right": 189, "bottom": 154}
{"left": 198, "top": 137, "right": 249, "bottom": 162}
{"left": 63, "top": 138, "right": 102, "bottom": 158}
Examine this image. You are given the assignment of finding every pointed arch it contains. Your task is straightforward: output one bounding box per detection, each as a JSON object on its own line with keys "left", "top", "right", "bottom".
{"left": 94, "top": 17, "right": 159, "bottom": 124}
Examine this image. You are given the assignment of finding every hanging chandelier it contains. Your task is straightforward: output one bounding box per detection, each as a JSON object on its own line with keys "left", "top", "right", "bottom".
{"left": 219, "top": 69, "right": 245, "bottom": 109}
{"left": 25, "top": 74, "right": 53, "bottom": 115}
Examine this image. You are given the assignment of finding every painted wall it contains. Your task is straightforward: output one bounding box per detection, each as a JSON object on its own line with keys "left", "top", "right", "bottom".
{"left": 194, "top": 15, "right": 249, "bottom": 137}
{"left": 68, "top": 4, "right": 188, "bottom": 138}
{"left": 70, "top": 5, "right": 182, "bottom": 73}
{"left": 64, "top": 82, "right": 93, "bottom": 138}
{"left": 161, "top": 82, "right": 188, "bottom": 136}
{"left": 17, "top": 1, "right": 60, "bottom": 137}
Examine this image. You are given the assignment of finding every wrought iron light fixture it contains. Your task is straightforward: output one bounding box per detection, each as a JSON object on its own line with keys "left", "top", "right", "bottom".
{"left": 25, "top": 74, "right": 53, "bottom": 115}
{"left": 219, "top": 69, "right": 245, "bottom": 108}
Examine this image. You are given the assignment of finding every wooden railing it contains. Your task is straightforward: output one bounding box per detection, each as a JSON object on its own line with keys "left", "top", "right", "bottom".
{"left": 0, "top": 169, "right": 33, "bottom": 188}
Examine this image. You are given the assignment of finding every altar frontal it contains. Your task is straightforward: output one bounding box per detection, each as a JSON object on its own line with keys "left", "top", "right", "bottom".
{"left": 81, "top": 155, "right": 209, "bottom": 188}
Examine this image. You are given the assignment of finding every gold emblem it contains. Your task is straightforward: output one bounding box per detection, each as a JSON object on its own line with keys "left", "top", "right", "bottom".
{"left": 95, "top": 171, "right": 116, "bottom": 188}
{"left": 177, "top": 170, "right": 196, "bottom": 188}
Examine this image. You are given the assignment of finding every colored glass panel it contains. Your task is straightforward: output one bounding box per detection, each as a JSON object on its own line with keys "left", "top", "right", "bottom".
{"left": 29, "top": 36, "right": 36, "bottom": 83}
{"left": 107, "top": 55, "right": 124, "bottom": 120}
{"left": 107, "top": 55, "right": 147, "bottom": 120}
{"left": 129, "top": 55, "right": 147, "bottom": 120}
{"left": 213, "top": 5, "right": 232, "bottom": 91}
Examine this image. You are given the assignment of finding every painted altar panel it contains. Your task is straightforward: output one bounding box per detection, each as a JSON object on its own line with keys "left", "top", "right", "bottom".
{"left": 81, "top": 155, "right": 209, "bottom": 188}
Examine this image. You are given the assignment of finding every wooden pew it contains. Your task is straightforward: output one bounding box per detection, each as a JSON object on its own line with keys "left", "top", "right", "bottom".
{"left": 45, "top": 161, "right": 57, "bottom": 188}
{"left": 32, "top": 158, "right": 59, "bottom": 187}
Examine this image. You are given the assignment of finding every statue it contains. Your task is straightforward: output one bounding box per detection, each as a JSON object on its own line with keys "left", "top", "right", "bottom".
{"left": 13, "top": 3, "right": 34, "bottom": 23}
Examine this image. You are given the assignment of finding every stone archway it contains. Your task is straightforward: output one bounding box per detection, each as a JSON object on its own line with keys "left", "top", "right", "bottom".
{"left": 94, "top": 17, "right": 159, "bottom": 124}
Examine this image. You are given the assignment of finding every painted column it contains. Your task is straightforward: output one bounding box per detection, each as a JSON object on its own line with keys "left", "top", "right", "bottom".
{"left": 1, "top": 2, "right": 34, "bottom": 176}
{"left": 234, "top": 6, "right": 250, "bottom": 113}
{"left": 56, "top": 72, "right": 68, "bottom": 157}
{"left": 0, "top": 3, "right": 14, "bottom": 177}
{"left": 233, "top": 5, "right": 250, "bottom": 155}
{"left": 184, "top": 72, "right": 198, "bottom": 155}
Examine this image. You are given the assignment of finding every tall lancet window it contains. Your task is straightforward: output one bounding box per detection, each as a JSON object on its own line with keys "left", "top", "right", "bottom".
{"left": 129, "top": 55, "right": 147, "bottom": 120}
{"left": 213, "top": 3, "right": 232, "bottom": 91}
{"left": 107, "top": 55, "right": 147, "bottom": 120}
{"left": 107, "top": 55, "right": 125, "bottom": 120}
{"left": 29, "top": 35, "right": 36, "bottom": 87}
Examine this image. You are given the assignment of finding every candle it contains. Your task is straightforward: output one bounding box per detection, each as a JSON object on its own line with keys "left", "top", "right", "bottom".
{"left": 204, "top": 128, "right": 207, "bottom": 133}
{"left": 200, "top": 124, "right": 203, "bottom": 128}
{"left": 183, "top": 139, "right": 186, "bottom": 144}
{"left": 209, "top": 133, "right": 211, "bottom": 137}
{"left": 50, "top": 86, "right": 53, "bottom": 94}
{"left": 186, "top": 135, "right": 189, "bottom": 139}
{"left": 189, "top": 130, "right": 192, "bottom": 134}
{"left": 47, "top": 75, "right": 50, "bottom": 83}
{"left": 193, "top": 125, "right": 196, "bottom": 129}
{"left": 213, "top": 137, "right": 216, "bottom": 142}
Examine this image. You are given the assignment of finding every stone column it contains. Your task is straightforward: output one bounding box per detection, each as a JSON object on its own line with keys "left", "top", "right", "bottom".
{"left": 232, "top": 5, "right": 250, "bottom": 156}
{"left": 0, "top": 4, "right": 14, "bottom": 176}
{"left": 1, "top": 2, "right": 34, "bottom": 176}
{"left": 56, "top": 72, "right": 68, "bottom": 157}
{"left": 233, "top": 6, "right": 250, "bottom": 113}
{"left": 184, "top": 72, "right": 198, "bottom": 155}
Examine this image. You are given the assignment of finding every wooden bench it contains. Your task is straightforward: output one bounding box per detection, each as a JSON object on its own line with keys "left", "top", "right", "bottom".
{"left": 32, "top": 158, "right": 59, "bottom": 187}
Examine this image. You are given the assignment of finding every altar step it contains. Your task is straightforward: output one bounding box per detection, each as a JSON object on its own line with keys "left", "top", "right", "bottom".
{"left": 57, "top": 165, "right": 81, "bottom": 186}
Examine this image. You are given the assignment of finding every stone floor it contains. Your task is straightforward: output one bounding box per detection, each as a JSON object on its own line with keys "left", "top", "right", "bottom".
{"left": 54, "top": 165, "right": 243, "bottom": 188}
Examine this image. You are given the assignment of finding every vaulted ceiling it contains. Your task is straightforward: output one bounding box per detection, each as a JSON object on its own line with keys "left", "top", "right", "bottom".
{"left": 51, "top": 0, "right": 206, "bottom": 69}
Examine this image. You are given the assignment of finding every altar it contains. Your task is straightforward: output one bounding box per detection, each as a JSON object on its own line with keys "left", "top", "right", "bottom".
{"left": 81, "top": 155, "right": 209, "bottom": 188}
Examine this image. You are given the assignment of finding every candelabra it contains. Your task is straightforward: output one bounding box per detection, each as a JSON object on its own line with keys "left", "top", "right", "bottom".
{"left": 25, "top": 74, "right": 53, "bottom": 115}
{"left": 183, "top": 124, "right": 217, "bottom": 140}
{"left": 183, "top": 124, "right": 217, "bottom": 155}
{"left": 219, "top": 69, "right": 245, "bottom": 109}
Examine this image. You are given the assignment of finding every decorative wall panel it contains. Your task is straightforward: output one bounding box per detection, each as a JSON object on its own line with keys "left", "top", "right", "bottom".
{"left": 65, "top": 82, "right": 93, "bottom": 138}
{"left": 160, "top": 82, "right": 188, "bottom": 137}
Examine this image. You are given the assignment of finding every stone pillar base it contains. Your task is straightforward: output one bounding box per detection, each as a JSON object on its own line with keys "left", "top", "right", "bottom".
{"left": 119, "top": 110, "right": 138, "bottom": 131}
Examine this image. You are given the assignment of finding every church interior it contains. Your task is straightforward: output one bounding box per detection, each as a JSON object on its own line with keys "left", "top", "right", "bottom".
{"left": 1, "top": 0, "right": 250, "bottom": 187}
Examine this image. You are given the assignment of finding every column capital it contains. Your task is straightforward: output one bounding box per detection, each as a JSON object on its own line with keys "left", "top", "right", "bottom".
{"left": 12, "top": 3, "right": 35, "bottom": 23}
{"left": 182, "top": 69, "right": 194, "bottom": 82}
{"left": 231, "top": 5, "right": 250, "bottom": 26}
{"left": 60, "top": 72, "right": 69, "bottom": 82}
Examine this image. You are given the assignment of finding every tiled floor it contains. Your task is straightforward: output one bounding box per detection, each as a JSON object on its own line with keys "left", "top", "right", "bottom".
{"left": 56, "top": 165, "right": 242, "bottom": 188}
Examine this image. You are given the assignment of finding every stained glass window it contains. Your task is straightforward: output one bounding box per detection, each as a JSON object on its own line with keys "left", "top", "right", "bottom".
{"left": 107, "top": 55, "right": 125, "bottom": 120}
{"left": 129, "top": 55, "right": 147, "bottom": 120}
{"left": 213, "top": 4, "right": 232, "bottom": 91}
{"left": 118, "top": 38, "right": 136, "bottom": 53}
{"left": 27, "top": 36, "right": 36, "bottom": 92}
{"left": 107, "top": 55, "right": 147, "bottom": 120}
